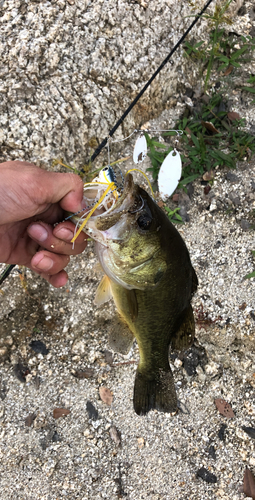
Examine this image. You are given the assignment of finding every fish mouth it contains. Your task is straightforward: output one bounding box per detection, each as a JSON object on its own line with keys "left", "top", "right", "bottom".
{"left": 83, "top": 173, "right": 141, "bottom": 247}
{"left": 84, "top": 215, "right": 132, "bottom": 248}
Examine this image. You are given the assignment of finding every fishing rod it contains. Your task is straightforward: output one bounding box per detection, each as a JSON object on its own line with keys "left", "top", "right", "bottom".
{"left": 0, "top": 264, "right": 16, "bottom": 287}
{"left": 0, "top": 0, "right": 215, "bottom": 287}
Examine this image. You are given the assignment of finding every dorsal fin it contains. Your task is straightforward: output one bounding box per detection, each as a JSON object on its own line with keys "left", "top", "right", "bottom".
{"left": 171, "top": 304, "right": 195, "bottom": 351}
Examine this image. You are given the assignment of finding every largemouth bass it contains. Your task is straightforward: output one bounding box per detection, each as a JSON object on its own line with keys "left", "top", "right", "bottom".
{"left": 75, "top": 173, "right": 198, "bottom": 415}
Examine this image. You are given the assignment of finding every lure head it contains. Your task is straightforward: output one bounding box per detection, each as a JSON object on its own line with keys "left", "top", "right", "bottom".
{"left": 96, "top": 165, "right": 124, "bottom": 194}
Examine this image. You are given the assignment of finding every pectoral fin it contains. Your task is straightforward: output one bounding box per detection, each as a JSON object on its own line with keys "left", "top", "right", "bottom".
{"left": 94, "top": 275, "right": 112, "bottom": 306}
{"left": 108, "top": 315, "right": 134, "bottom": 355}
{"left": 126, "top": 288, "right": 138, "bottom": 322}
{"left": 171, "top": 304, "right": 195, "bottom": 351}
{"left": 112, "top": 287, "right": 138, "bottom": 323}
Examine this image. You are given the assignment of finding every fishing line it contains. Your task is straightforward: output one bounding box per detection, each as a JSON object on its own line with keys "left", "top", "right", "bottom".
{"left": 126, "top": 168, "right": 155, "bottom": 199}
{"left": 144, "top": 129, "right": 183, "bottom": 135}
{"left": 110, "top": 130, "right": 137, "bottom": 143}
{"left": 109, "top": 128, "right": 183, "bottom": 143}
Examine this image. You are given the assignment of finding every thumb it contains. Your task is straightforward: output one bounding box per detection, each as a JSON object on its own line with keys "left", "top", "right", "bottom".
{"left": 41, "top": 171, "right": 84, "bottom": 213}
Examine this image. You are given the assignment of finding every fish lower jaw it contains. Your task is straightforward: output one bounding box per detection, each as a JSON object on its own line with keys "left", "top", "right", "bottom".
{"left": 83, "top": 225, "right": 108, "bottom": 247}
{"left": 85, "top": 220, "right": 128, "bottom": 247}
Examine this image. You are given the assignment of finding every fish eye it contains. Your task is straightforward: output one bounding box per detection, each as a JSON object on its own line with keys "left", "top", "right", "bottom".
{"left": 137, "top": 213, "right": 152, "bottom": 230}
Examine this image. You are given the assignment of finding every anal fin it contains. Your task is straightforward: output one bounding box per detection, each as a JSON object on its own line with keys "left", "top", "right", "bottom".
{"left": 108, "top": 315, "right": 134, "bottom": 355}
{"left": 171, "top": 304, "right": 195, "bottom": 351}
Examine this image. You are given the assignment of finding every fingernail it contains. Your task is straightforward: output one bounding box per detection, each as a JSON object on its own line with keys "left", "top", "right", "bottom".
{"left": 28, "top": 224, "right": 48, "bottom": 242}
{"left": 32, "top": 255, "right": 53, "bottom": 271}
{"left": 54, "top": 228, "right": 74, "bottom": 242}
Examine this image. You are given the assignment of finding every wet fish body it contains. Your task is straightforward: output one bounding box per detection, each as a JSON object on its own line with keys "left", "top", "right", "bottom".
{"left": 76, "top": 174, "right": 198, "bottom": 415}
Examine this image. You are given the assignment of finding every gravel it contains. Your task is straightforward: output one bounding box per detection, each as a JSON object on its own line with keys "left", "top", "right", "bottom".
{"left": 1, "top": 1, "right": 255, "bottom": 499}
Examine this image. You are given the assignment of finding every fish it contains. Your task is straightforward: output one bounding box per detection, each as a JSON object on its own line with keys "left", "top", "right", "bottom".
{"left": 73, "top": 173, "right": 198, "bottom": 416}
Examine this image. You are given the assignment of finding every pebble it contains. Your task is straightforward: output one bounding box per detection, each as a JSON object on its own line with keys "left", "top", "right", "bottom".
{"left": 196, "top": 467, "right": 217, "bottom": 483}
{"left": 226, "top": 172, "right": 239, "bottom": 183}
{"left": 208, "top": 445, "right": 216, "bottom": 460}
{"left": 109, "top": 425, "right": 121, "bottom": 447}
{"left": 242, "top": 426, "right": 255, "bottom": 439}
{"left": 204, "top": 361, "right": 219, "bottom": 376}
{"left": 4, "top": 336, "right": 13, "bottom": 346}
{"left": 72, "top": 368, "right": 95, "bottom": 379}
{"left": 218, "top": 424, "right": 227, "bottom": 441}
{"left": 174, "top": 358, "right": 183, "bottom": 368}
{"left": 0, "top": 347, "right": 8, "bottom": 358}
{"left": 71, "top": 339, "right": 86, "bottom": 354}
{"left": 86, "top": 401, "right": 99, "bottom": 421}
{"left": 83, "top": 429, "right": 92, "bottom": 437}
{"left": 30, "top": 340, "right": 49, "bottom": 355}
{"left": 209, "top": 200, "right": 217, "bottom": 212}
{"left": 240, "top": 450, "right": 248, "bottom": 461}
{"left": 137, "top": 437, "right": 145, "bottom": 449}
{"left": 25, "top": 413, "right": 37, "bottom": 427}
{"left": 241, "top": 219, "right": 251, "bottom": 231}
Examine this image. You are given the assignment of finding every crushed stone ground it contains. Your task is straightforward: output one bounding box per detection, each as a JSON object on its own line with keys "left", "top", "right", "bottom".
{"left": 1, "top": 1, "right": 255, "bottom": 499}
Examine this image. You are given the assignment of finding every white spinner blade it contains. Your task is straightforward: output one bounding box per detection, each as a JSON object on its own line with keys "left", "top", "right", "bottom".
{"left": 158, "top": 150, "right": 182, "bottom": 201}
{"left": 133, "top": 135, "right": 147, "bottom": 164}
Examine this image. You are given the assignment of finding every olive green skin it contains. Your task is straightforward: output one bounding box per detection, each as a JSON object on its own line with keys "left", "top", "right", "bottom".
{"left": 77, "top": 174, "right": 198, "bottom": 415}
{"left": 96, "top": 180, "right": 197, "bottom": 415}
{"left": 109, "top": 187, "right": 196, "bottom": 377}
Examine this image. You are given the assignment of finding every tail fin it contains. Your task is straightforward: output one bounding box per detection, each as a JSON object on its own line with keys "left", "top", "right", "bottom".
{"left": 133, "top": 368, "right": 177, "bottom": 416}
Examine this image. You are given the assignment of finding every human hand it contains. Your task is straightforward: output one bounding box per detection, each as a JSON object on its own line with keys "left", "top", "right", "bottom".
{"left": 0, "top": 161, "right": 87, "bottom": 287}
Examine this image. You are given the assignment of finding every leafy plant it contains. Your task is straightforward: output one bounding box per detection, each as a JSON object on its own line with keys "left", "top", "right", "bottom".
{"left": 164, "top": 206, "right": 183, "bottom": 224}
{"left": 184, "top": 1, "right": 255, "bottom": 91}
{"left": 217, "top": 35, "right": 255, "bottom": 72}
{"left": 242, "top": 74, "right": 255, "bottom": 104}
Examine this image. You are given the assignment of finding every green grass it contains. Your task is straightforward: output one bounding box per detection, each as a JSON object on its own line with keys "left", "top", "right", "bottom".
{"left": 184, "top": 1, "right": 255, "bottom": 92}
